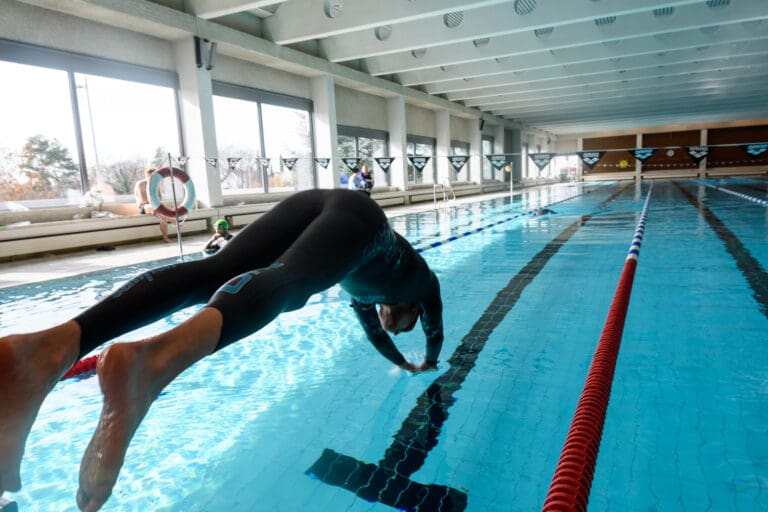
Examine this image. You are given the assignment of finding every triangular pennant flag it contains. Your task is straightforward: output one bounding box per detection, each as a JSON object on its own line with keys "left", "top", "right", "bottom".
{"left": 742, "top": 143, "right": 767, "bottom": 157}
{"left": 408, "top": 156, "right": 431, "bottom": 172}
{"left": 281, "top": 157, "right": 298, "bottom": 170}
{"left": 226, "top": 157, "right": 241, "bottom": 170}
{"left": 631, "top": 148, "right": 656, "bottom": 162}
{"left": 448, "top": 155, "right": 469, "bottom": 172}
{"left": 577, "top": 151, "right": 606, "bottom": 170}
{"left": 686, "top": 146, "right": 709, "bottom": 163}
{"left": 530, "top": 152, "right": 554, "bottom": 170}
{"left": 205, "top": 157, "right": 218, "bottom": 167}
{"left": 176, "top": 156, "right": 190, "bottom": 166}
{"left": 342, "top": 158, "right": 361, "bottom": 171}
{"left": 374, "top": 157, "right": 394, "bottom": 173}
{"left": 314, "top": 157, "right": 331, "bottom": 169}
{"left": 486, "top": 154, "right": 508, "bottom": 171}
{"left": 258, "top": 157, "right": 271, "bottom": 169}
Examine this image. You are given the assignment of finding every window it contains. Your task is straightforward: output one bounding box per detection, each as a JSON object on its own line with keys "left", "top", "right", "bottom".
{"left": 406, "top": 135, "right": 436, "bottom": 185}
{"left": 213, "top": 82, "right": 314, "bottom": 195}
{"left": 0, "top": 60, "right": 80, "bottom": 209}
{"left": 337, "top": 126, "right": 389, "bottom": 188}
{"left": 0, "top": 40, "right": 182, "bottom": 210}
{"left": 74, "top": 73, "right": 180, "bottom": 202}
{"left": 450, "top": 140, "right": 470, "bottom": 182}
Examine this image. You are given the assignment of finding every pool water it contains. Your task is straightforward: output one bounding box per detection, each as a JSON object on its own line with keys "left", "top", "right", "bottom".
{"left": 1, "top": 180, "right": 766, "bottom": 511}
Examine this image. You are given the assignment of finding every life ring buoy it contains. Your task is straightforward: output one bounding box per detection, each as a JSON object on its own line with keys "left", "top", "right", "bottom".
{"left": 148, "top": 166, "right": 196, "bottom": 221}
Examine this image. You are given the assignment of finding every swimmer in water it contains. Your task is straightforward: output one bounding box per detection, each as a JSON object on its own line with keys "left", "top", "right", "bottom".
{"left": 534, "top": 208, "right": 556, "bottom": 216}
{"left": 0, "top": 189, "right": 443, "bottom": 512}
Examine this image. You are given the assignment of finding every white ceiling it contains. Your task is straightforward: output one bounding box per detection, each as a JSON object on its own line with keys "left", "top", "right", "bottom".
{"left": 194, "top": 0, "right": 768, "bottom": 135}
{"left": 17, "top": 0, "right": 768, "bottom": 136}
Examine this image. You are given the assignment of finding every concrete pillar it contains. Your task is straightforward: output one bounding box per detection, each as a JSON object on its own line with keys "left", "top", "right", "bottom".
{"left": 173, "top": 37, "right": 221, "bottom": 208}
{"left": 469, "top": 118, "right": 482, "bottom": 184}
{"left": 387, "top": 96, "right": 407, "bottom": 190}
{"left": 493, "top": 123, "right": 505, "bottom": 181}
{"left": 635, "top": 133, "right": 642, "bottom": 180}
{"left": 311, "top": 75, "right": 338, "bottom": 189}
{"left": 435, "top": 109, "right": 450, "bottom": 185}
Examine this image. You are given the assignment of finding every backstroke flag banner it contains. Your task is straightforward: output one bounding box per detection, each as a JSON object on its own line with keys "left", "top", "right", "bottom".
{"left": 486, "top": 154, "right": 509, "bottom": 171}
{"left": 742, "top": 143, "right": 767, "bottom": 157}
{"left": 342, "top": 158, "right": 361, "bottom": 171}
{"left": 408, "top": 156, "right": 430, "bottom": 172}
{"left": 258, "top": 157, "right": 270, "bottom": 170}
{"left": 631, "top": 148, "right": 656, "bottom": 162}
{"left": 226, "top": 157, "right": 241, "bottom": 170}
{"left": 686, "top": 146, "right": 709, "bottom": 164}
{"left": 281, "top": 157, "right": 297, "bottom": 170}
{"left": 375, "top": 157, "right": 394, "bottom": 173}
{"left": 448, "top": 155, "right": 469, "bottom": 172}
{"left": 530, "top": 152, "right": 554, "bottom": 171}
{"left": 577, "top": 151, "right": 606, "bottom": 170}
{"left": 314, "top": 158, "right": 331, "bottom": 169}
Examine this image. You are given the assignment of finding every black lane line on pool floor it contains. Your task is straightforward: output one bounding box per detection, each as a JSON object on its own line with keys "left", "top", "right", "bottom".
{"left": 305, "top": 185, "right": 631, "bottom": 511}
{"left": 676, "top": 182, "right": 768, "bottom": 320}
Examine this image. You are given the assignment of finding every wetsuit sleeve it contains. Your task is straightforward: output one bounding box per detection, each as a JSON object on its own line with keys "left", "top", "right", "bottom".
{"left": 419, "top": 271, "right": 444, "bottom": 364}
{"left": 350, "top": 299, "right": 407, "bottom": 367}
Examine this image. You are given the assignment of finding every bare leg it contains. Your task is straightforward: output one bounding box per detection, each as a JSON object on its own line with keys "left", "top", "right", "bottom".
{"left": 77, "top": 307, "right": 222, "bottom": 512}
{"left": 158, "top": 217, "right": 171, "bottom": 243}
{"left": 0, "top": 321, "right": 81, "bottom": 494}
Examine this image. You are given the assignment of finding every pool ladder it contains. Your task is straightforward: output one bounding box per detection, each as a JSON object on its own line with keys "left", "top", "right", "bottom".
{"left": 433, "top": 179, "right": 456, "bottom": 209}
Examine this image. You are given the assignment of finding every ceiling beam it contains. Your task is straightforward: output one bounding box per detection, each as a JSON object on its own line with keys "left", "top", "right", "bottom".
{"left": 191, "top": 0, "right": 286, "bottom": 20}
{"left": 263, "top": 0, "right": 511, "bottom": 45}
{"left": 325, "top": 0, "right": 709, "bottom": 62}
{"left": 368, "top": 2, "right": 768, "bottom": 76}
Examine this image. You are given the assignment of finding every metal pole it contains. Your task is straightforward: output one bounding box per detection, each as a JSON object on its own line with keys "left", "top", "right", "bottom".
{"left": 167, "top": 153, "right": 184, "bottom": 260}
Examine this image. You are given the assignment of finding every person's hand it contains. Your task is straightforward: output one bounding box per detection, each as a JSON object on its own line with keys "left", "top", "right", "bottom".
{"left": 399, "top": 361, "right": 420, "bottom": 373}
{"left": 417, "top": 360, "right": 438, "bottom": 372}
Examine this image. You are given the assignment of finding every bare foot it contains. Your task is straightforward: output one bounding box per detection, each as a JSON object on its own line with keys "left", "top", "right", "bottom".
{"left": 0, "top": 323, "right": 80, "bottom": 495}
{"left": 77, "top": 308, "right": 222, "bottom": 512}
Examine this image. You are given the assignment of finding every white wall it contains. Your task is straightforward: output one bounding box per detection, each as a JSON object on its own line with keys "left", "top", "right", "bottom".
{"left": 405, "top": 105, "right": 436, "bottom": 138}
{"left": 450, "top": 116, "right": 472, "bottom": 143}
{"left": 212, "top": 55, "right": 311, "bottom": 99}
{"left": 334, "top": 86, "right": 388, "bottom": 131}
{"left": 0, "top": 0, "right": 174, "bottom": 70}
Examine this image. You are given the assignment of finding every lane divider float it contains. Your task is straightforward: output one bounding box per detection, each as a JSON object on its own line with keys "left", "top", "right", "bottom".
{"left": 695, "top": 179, "right": 768, "bottom": 207}
{"left": 542, "top": 182, "right": 654, "bottom": 512}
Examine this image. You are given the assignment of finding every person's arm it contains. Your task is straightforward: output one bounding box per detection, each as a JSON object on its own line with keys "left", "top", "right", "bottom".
{"left": 418, "top": 271, "right": 444, "bottom": 369}
{"left": 350, "top": 299, "right": 412, "bottom": 368}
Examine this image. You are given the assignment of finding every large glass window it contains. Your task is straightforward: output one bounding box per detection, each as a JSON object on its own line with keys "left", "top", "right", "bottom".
{"left": 213, "top": 82, "right": 314, "bottom": 195}
{"left": 74, "top": 73, "right": 180, "bottom": 202}
{"left": 406, "top": 136, "right": 436, "bottom": 185}
{"left": 0, "top": 61, "right": 80, "bottom": 209}
{"left": 262, "top": 104, "right": 313, "bottom": 191}
{"left": 337, "top": 126, "right": 388, "bottom": 188}
{"left": 214, "top": 96, "right": 264, "bottom": 193}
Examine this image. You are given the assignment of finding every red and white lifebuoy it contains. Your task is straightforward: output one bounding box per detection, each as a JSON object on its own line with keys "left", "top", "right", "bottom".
{"left": 148, "top": 166, "right": 196, "bottom": 221}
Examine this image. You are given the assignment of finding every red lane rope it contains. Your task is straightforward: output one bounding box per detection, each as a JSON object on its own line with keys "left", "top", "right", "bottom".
{"left": 542, "top": 183, "right": 653, "bottom": 511}
{"left": 61, "top": 354, "right": 99, "bottom": 380}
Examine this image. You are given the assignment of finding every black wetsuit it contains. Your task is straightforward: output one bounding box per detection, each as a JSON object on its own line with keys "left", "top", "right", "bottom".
{"left": 74, "top": 189, "right": 443, "bottom": 367}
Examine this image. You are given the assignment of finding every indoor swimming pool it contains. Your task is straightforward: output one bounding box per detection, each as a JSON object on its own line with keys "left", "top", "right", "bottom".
{"left": 1, "top": 179, "right": 766, "bottom": 511}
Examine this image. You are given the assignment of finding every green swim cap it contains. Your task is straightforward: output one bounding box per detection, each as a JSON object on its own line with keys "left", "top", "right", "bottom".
{"left": 215, "top": 219, "right": 229, "bottom": 230}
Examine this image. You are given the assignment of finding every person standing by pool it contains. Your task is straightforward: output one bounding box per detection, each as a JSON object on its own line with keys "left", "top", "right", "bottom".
{"left": 360, "top": 165, "right": 374, "bottom": 196}
{"left": 0, "top": 188, "right": 443, "bottom": 512}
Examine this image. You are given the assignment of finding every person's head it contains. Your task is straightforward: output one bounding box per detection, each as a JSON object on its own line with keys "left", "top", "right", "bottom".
{"left": 378, "top": 303, "right": 419, "bottom": 335}
{"left": 361, "top": 165, "right": 369, "bottom": 174}
{"left": 214, "top": 218, "right": 229, "bottom": 234}
{"left": 144, "top": 167, "right": 155, "bottom": 178}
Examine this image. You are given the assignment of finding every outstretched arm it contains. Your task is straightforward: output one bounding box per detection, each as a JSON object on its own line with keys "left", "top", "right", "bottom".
{"left": 418, "top": 272, "right": 444, "bottom": 369}
{"left": 350, "top": 300, "right": 412, "bottom": 368}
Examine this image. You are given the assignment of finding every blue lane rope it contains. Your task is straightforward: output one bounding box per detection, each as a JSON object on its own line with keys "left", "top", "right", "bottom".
{"left": 414, "top": 188, "right": 594, "bottom": 254}
{"left": 694, "top": 179, "right": 768, "bottom": 207}
{"left": 626, "top": 182, "right": 653, "bottom": 261}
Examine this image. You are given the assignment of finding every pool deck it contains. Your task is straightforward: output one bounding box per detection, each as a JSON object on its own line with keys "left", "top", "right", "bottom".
{"left": 0, "top": 191, "right": 511, "bottom": 289}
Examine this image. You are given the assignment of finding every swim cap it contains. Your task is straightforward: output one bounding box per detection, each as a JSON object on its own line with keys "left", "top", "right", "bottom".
{"left": 215, "top": 219, "right": 229, "bottom": 230}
